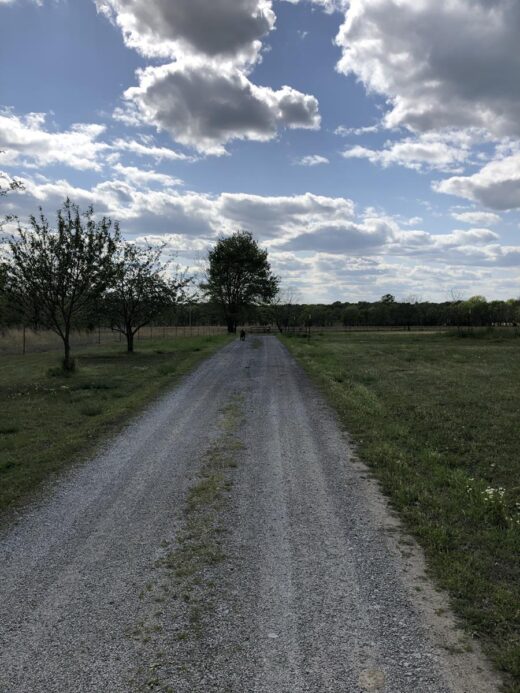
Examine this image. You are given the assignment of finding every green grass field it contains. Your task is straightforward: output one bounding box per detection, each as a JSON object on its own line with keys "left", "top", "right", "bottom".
{"left": 0, "top": 334, "right": 231, "bottom": 516}
{"left": 282, "top": 331, "right": 520, "bottom": 691}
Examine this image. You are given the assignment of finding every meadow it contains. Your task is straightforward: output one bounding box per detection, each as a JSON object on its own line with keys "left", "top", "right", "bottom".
{"left": 0, "top": 334, "right": 231, "bottom": 515}
{"left": 282, "top": 330, "right": 520, "bottom": 690}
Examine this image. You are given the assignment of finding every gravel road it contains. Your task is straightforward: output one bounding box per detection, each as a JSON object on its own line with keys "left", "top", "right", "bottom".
{"left": 0, "top": 336, "right": 499, "bottom": 692}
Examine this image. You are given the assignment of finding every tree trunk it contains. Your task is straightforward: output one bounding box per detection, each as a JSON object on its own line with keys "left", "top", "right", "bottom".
{"left": 226, "top": 318, "right": 236, "bottom": 333}
{"left": 126, "top": 329, "right": 134, "bottom": 353}
{"left": 62, "top": 333, "right": 74, "bottom": 371}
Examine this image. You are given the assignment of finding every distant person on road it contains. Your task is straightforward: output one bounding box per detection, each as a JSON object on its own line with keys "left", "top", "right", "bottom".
{"left": 240, "top": 329, "right": 246, "bottom": 341}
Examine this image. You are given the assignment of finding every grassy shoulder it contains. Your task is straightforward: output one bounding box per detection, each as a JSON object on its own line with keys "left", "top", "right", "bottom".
{"left": 0, "top": 334, "right": 232, "bottom": 516}
{"left": 281, "top": 331, "right": 520, "bottom": 691}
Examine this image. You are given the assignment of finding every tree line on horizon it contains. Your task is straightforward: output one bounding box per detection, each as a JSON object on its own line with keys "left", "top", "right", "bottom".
{"left": 170, "top": 293, "right": 520, "bottom": 333}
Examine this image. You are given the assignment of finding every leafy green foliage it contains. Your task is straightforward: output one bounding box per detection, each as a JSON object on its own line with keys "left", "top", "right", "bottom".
{"left": 104, "top": 242, "right": 191, "bottom": 352}
{"left": 6, "top": 200, "right": 119, "bottom": 369}
{"left": 201, "top": 231, "right": 278, "bottom": 332}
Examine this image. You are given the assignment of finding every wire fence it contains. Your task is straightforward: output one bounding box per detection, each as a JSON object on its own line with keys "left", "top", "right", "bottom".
{"left": 247, "top": 324, "right": 450, "bottom": 336}
{"left": 0, "top": 325, "right": 229, "bottom": 356}
{"left": 2, "top": 322, "right": 510, "bottom": 355}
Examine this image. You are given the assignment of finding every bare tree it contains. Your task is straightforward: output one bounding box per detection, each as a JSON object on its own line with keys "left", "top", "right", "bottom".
{"left": 269, "top": 285, "right": 300, "bottom": 333}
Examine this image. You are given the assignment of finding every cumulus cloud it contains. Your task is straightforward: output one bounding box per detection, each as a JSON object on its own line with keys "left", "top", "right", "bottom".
{"left": 451, "top": 211, "right": 501, "bottom": 227}
{"left": 96, "top": 0, "right": 275, "bottom": 63}
{"left": 296, "top": 155, "right": 329, "bottom": 166}
{"left": 112, "top": 137, "right": 193, "bottom": 162}
{"left": 0, "top": 111, "right": 109, "bottom": 171}
{"left": 9, "top": 173, "right": 515, "bottom": 268}
{"left": 342, "top": 132, "right": 473, "bottom": 173}
{"left": 217, "top": 192, "right": 355, "bottom": 240}
{"left": 335, "top": 124, "right": 379, "bottom": 137}
{"left": 434, "top": 152, "right": 520, "bottom": 210}
{"left": 335, "top": 0, "right": 520, "bottom": 137}
{"left": 99, "top": 0, "right": 321, "bottom": 154}
{"left": 281, "top": 219, "right": 393, "bottom": 253}
{"left": 122, "top": 60, "right": 320, "bottom": 155}
{"left": 5, "top": 170, "right": 520, "bottom": 300}
{"left": 431, "top": 228, "right": 500, "bottom": 247}
{"left": 112, "top": 163, "right": 183, "bottom": 187}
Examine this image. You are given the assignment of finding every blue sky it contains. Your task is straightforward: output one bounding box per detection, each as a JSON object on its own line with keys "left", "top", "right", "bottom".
{"left": 1, "top": 0, "right": 520, "bottom": 302}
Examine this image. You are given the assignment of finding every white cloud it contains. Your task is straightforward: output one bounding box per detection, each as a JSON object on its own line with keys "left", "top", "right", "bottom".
{"left": 216, "top": 191, "right": 355, "bottom": 240}
{"left": 112, "top": 163, "right": 183, "bottom": 187}
{"left": 112, "top": 137, "right": 193, "bottom": 162}
{"left": 342, "top": 132, "right": 474, "bottom": 173}
{"left": 280, "top": 218, "right": 394, "bottom": 253}
{"left": 434, "top": 152, "right": 520, "bottom": 210}
{"left": 296, "top": 155, "right": 329, "bottom": 166}
{"left": 122, "top": 60, "right": 320, "bottom": 155}
{"left": 432, "top": 228, "right": 500, "bottom": 247}
{"left": 100, "top": 0, "right": 321, "bottom": 155}
{"left": 451, "top": 211, "right": 501, "bottom": 227}
{"left": 0, "top": 111, "right": 109, "bottom": 171}
{"left": 335, "top": 0, "right": 520, "bottom": 138}
{"left": 96, "top": 0, "right": 275, "bottom": 64}
{"left": 335, "top": 124, "right": 379, "bottom": 137}
{"left": 6, "top": 173, "right": 520, "bottom": 304}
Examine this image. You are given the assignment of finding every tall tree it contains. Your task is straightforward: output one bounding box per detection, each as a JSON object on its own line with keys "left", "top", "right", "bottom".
{"left": 202, "top": 231, "right": 279, "bottom": 333}
{"left": 6, "top": 200, "right": 119, "bottom": 370}
{"left": 104, "top": 242, "right": 191, "bottom": 353}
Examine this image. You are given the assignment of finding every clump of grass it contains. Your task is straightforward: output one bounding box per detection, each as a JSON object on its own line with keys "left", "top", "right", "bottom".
{"left": 47, "top": 365, "right": 74, "bottom": 378}
{"left": 282, "top": 332, "right": 520, "bottom": 690}
{"left": 0, "top": 426, "right": 18, "bottom": 435}
{"left": 80, "top": 405, "right": 103, "bottom": 417}
{"left": 72, "top": 381, "right": 115, "bottom": 391}
{"left": 447, "top": 327, "right": 520, "bottom": 340}
{"left": 157, "top": 364, "right": 176, "bottom": 376}
{"left": 160, "top": 398, "right": 243, "bottom": 629}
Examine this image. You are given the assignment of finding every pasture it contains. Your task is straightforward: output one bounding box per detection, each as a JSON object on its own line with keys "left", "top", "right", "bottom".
{"left": 282, "top": 330, "right": 520, "bottom": 689}
{"left": 0, "top": 334, "right": 231, "bottom": 515}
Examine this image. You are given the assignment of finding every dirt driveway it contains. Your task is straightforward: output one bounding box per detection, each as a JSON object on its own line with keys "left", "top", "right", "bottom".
{"left": 0, "top": 336, "right": 499, "bottom": 692}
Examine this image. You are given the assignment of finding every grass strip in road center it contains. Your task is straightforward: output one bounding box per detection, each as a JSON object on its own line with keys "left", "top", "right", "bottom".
{"left": 0, "top": 335, "right": 232, "bottom": 518}
{"left": 281, "top": 331, "right": 520, "bottom": 692}
{"left": 131, "top": 396, "right": 244, "bottom": 691}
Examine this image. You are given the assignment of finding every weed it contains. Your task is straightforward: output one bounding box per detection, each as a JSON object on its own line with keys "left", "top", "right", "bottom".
{"left": 80, "top": 405, "right": 103, "bottom": 417}
{"left": 0, "top": 426, "right": 18, "bottom": 435}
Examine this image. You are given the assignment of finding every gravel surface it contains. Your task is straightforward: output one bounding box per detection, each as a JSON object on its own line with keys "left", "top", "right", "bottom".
{"left": 0, "top": 336, "right": 499, "bottom": 692}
